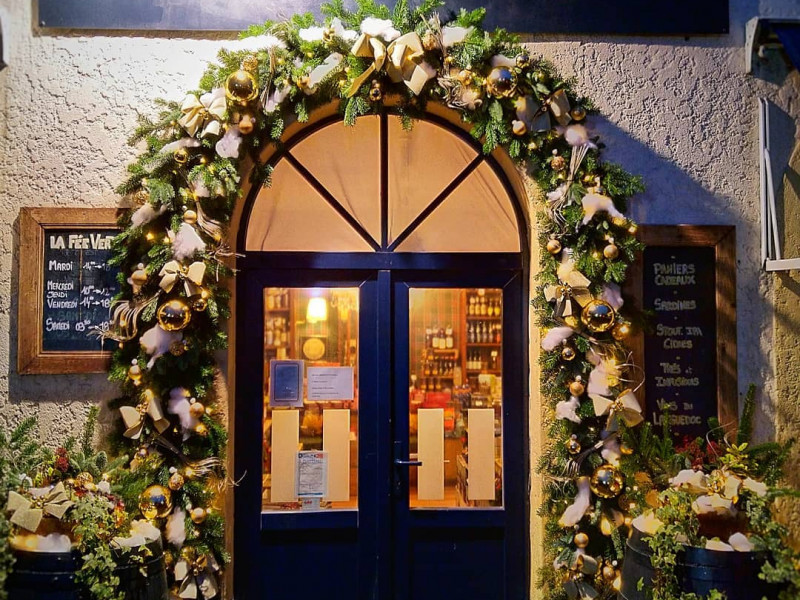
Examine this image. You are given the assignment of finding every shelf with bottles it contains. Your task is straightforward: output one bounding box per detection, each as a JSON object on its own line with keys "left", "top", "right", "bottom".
{"left": 264, "top": 287, "right": 291, "bottom": 312}
{"left": 466, "top": 320, "right": 501, "bottom": 345}
{"left": 466, "top": 292, "right": 502, "bottom": 319}
{"left": 465, "top": 348, "right": 501, "bottom": 373}
{"left": 424, "top": 324, "right": 457, "bottom": 351}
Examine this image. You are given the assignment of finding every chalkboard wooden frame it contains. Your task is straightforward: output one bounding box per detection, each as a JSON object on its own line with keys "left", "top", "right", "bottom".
{"left": 626, "top": 225, "right": 738, "bottom": 434}
{"left": 17, "top": 207, "right": 121, "bottom": 375}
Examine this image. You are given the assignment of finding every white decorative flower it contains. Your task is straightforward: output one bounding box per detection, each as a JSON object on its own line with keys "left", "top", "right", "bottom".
{"left": 441, "top": 25, "right": 472, "bottom": 48}
{"left": 215, "top": 126, "right": 242, "bottom": 159}
{"left": 264, "top": 84, "right": 291, "bottom": 114}
{"left": 459, "top": 86, "right": 483, "bottom": 110}
{"left": 555, "top": 396, "right": 581, "bottom": 424}
{"left": 360, "top": 17, "right": 401, "bottom": 42}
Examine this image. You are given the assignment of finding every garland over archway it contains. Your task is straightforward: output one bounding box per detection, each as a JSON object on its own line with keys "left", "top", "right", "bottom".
{"left": 107, "top": 0, "right": 646, "bottom": 597}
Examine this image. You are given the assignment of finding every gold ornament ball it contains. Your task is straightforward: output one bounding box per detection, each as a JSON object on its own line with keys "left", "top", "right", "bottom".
{"left": 603, "top": 243, "right": 619, "bottom": 260}
{"left": 602, "top": 564, "right": 616, "bottom": 582}
{"left": 611, "top": 322, "right": 632, "bottom": 341}
{"left": 457, "top": 69, "right": 473, "bottom": 85}
{"left": 516, "top": 53, "right": 532, "bottom": 69}
{"left": 190, "top": 507, "right": 208, "bottom": 524}
{"left": 551, "top": 155, "right": 567, "bottom": 171}
{"left": 369, "top": 81, "right": 383, "bottom": 102}
{"left": 580, "top": 299, "right": 616, "bottom": 333}
{"left": 485, "top": 67, "right": 516, "bottom": 98}
{"left": 570, "top": 106, "right": 587, "bottom": 121}
{"left": 225, "top": 69, "right": 258, "bottom": 103}
{"left": 422, "top": 31, "right": 438, "bottom": 51}
{"left": 76, "top": 472, "right": 94, "bottom": 488}
{"left": 512, "top": 120, "right": 528, "bottom": 136}
{"left": 566, "top": 435, "right": 581, "bottom": 455}
{"left": 195, "top": 422, "right": 209, "bottom": 437}
{"left": 546, "top": 239, "right": 562, "bottom": 255}
{"left": 174, "top": 148, "right": 190, "bottom": 164}
{"left": 192, "top": 296, "right": 208, "bottom": 312}
{"left": 183, "top": 209, "right": 198, "bottom": 225}
{"left": 238, "top": 113, "right": 255, "bottom": 135}
{"left": 128, "top": 360, "right": 143, "bottom": 386}
{"left": 241, "top": 54, "right": 259, "bottom": 73}
{"left": 139, "top": 485, "right": 173, "bottom": 520}
{"left": 574, "top": 532, "right": 590, "bottom": 548}
{"left": 590, "top": 464, "right": 625, "bottom": 499}
{"left": 561, "top": 345, "right": 577, "bottom": 361}
{"left": 569, "top": 380, "right": 585, "bottom": 397}
{"left": 189, "top": 401, "right": 206, "bottom": 419}
{"left": 157, "top": 299, "right": 192, "bottom": 331}
{"left": 168, "top": 472, "right": 185, "bottom": 491}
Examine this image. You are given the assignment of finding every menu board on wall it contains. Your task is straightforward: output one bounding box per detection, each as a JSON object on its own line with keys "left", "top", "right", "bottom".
{"left": 18, "top": 208, "right": 121, "bottom": 374}
{"left": 627, "top": 226, "right": 737, "bottom": 441}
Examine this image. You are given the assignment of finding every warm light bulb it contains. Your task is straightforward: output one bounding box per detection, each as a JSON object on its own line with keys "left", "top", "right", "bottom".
{"left": 306, "top": 297, "right": 328, "bottom": 323}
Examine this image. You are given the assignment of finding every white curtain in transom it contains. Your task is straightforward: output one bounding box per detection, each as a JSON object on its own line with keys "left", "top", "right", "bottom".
{"left": 245, "top": 115, "right": 520, "bottom": 253}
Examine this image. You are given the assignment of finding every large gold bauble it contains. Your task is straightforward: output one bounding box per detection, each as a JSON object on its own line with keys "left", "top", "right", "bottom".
{"left": 225, "top": 69, "right": 258, "bottom": 104}
{"left": 602, "top": 564, "right": 617, "bottom": 582}
{"left": 512, "top": 120, "right": 527, "bottom": 136}
{"left": 611, "top": 322, "right": 632, "bottom": 341}
{"left": 157, "top": 299, "right": 192, "bottom": 331}
{"left": 485, "top": 67, "right": 516, "bottom": 98}
{"left": 573, "top": 532, "right": 590, "bottom": 548}
{"left": 580, "top": 299, "right": 616, "bottom": 333}
{"left": 603, "top": 243, "right": 619, "bottom": 260}
{"left": 139, "top": 485, "right": 173, "bottom": 519}
{"left": 190, "top": 507, "right": 208, "bottom": 524}
{"left": 168, "top": 472, "right": 185, "bottom": 491}
{"left": 590, "top": 464, "right": 625, "bottom": 499}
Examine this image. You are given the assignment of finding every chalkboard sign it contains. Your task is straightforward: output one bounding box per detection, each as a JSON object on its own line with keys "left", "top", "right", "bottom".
{"left": 18, "top": 208, "right": 121, "bottom": 374}
{"left": 627, "top": 226, "right": 737, "bottom": 441}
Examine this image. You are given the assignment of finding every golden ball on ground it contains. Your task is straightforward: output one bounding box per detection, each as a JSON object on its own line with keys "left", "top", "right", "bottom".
{"left": 512, "top": 120, "right": 528, "bottom": 136}
{"left": 566, "top": 435, "right": 581, "bottom": 455}
{"left": 580, "top": 299, "right": 616, "bottom": 333}
{"left": 569, "top": 380, "right": 585, "bottom": 396}
{"left": 174, "top": 148, "right": 190, "bottom": 164}
{"left": 189, "top": 401, "right": 206, "bottom": 419}
{"left": 561, "top": 345, "right": 577, "bottom": 361}
{"left": 157, "top": 299, "right": 192, "bottom": 331}
{"left": 546, "top": 238, "right": 562, "bottom": 255}
{"left": 611, "top": 322, "right": 632, "bottom": 341}
{"left": 590, "top": 464, "right": 625, "bottom": 499}
{"left": 570, "top": 106, "right": 587, "bottom": 121}
{"left": 190, "top": 507, "right": 208, "bottom": 524}
{"left": 485, "top": 66, "right": 516, "bottom": 98}
{"left": 603, "top": 243, "right": 619, "bottom": 260}
{"left": 139, "top": 485, "right": 173, "bottom": 520}
{"left": 573, "top": 532, "right": 590, "bottom": 548}
{"left": 238, "top": 113, "right": 255, "bottom": 135}
{"left": 182, "top": 209, "right": 198, "bottom": 225}
{"left": 225, "top": 69, "right": 258, "bottom": 103}
{"left": 168, "top": 472, "right": 185, "bottom": 491}
{"left": 128, "top": 360, "right": 143, "bottom": 386}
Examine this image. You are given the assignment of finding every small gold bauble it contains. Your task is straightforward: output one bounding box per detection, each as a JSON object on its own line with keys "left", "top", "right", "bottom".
{"left": 191, "top": 296, "right": 208, "bottom": 312}
{"left": 580, "top": 299, "right": 616, "bottom": 333}
{"left": 128, "top": 360, "right": 142, "bottom": 386}
{"left": 195, "top": 423, "right": 209, "bottom": 437}
{"left": 76, "top": 472, "right": 94, "bottom": 488}
{"left": 422, "top": 31, "right": 438, "bottom": 51}
{"left": 533, "top": 70, "right": 548, "bottom": 84}
{"left": 241, "top": 54, "right": 259, "bottom": 73}
{"left": 170, "top": 340, "right": 188, "bottom": 356}
{"left": 569, "top": 380, "right": 585, "bottom": 397}
{"left": 546, "top": 238, "right": 562, "bottom": 255}
{"left": 590, "top": 464, "right": 625, "bottom": 499}
{"left": 527, "top": 140, "right": 539, "bottom": 152}
{"left": 238, "top": 113, "right": 255, "bottom": 135}
{"left": 190, "top": 507, "right": 208, "bottom": 524}
{"left": 516, "top": 53, "right": 532, "bottom": 69}
{"left": 512, "top": 120, "right": 527, "bottom": 136}
{"left": 168, "top": 472, "right": 185, "bottom": 491}
{"left": 189, "top": 401, "right": 206, "bottom": 419}
{"left": 225, "top": 69, "right": 258, "bottom": 103}
{"left": 611, "top": 322, "right": 631, "bottom": 341}
{"left": 485, "top": 67, "right": 516, "bottom": 98}
{"left": 457, "top": 69, "right": 473, "bottom": 85}
{"left": 570, "top": 107, "right": 587, "bottom": 121}
{"left": 157, "top": 299, "right": 192, "bottom": 331}
{"left": 444, "top": 55, "right": 455, "bottom": 66}
{"left": 174, "top": 148, "right": 190, "bottom": 164}
{"left": 369, "top": 81, "right": 383, "bottom": 102}
{"left": 574, "top": 532, "right": 590, "bottom": 548}
{"left": 183, "top": 209, "right": 198, "bottom": 225}
{"left": 561, "top": 345, "right": 577, "bottom": 361}
{"left": 603, "top": 243, "right": 619, "bottom": 260}
{"left": 602, "top": 564, "right": 616, "bottom": 582}
{"left": 551, "top": 155, "right": 567, "bottom": 171}
{"left": 138, "top": 484, "right": 173, "bottom": 519}
{"left": 566, "top": 435, "right": 581, "bottom": 455}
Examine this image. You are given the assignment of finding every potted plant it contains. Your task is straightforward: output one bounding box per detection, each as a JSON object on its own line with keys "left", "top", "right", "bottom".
{"left": 619, "top": 387, "right": 800, "bottom": 600}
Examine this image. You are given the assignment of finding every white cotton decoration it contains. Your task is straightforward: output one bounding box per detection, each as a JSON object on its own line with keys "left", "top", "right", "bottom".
{"left": 581, "top": 193, "right": 625, "bottom": 225}
{"left": 140, "top": 325, "right": 183, "bottom": 368}
{"left": 743, "top": 477, "right": 768, "bottom": 497}
{"left": 131, "top": 519, "right": 161, "bottom": 542}
{"left": 705, "top": 539, "right": 734, "bottom": 552}
{"left": 441, "top": 25, "right": 473, "bottom": 47}
{"left": 631, "top": 512, "right": 664, "bottom": 536}
{"left": 558, "top": 476, "right": 591, "bottom": 527}
{"left": 305, "top": 53, "right": 344, "bottom": 95}
{"left": 693, "top": 495, "right": 736, "bottom": 517}
{"left": 161, "top": 137, "right": 201, "bottom": 155}
{"left": 459, "top": 87, "right": 483, "bottom": 110}
{"left": 36, "top": 533, "right": 72, "bottom": 553}
{"left": 670, "top": 469, "right": 708, "bottom": 493}
{"left": 264, "top": 84, "right": 291, "bottom": 114}
{"left": 587, "top": 363, "right": 612, "bottom": 397}
{"left": 113, "top": 532, "right": 148, "bottom": 548}
{"left": 564, "top": 124, "right": 596, "bottom": 148}
{"left": 299, "top": 26, "right": 326, "bottom": 42}
{"left": 130, "top": 203, "right": 166, "bottom": 228}
{"left": 168, "top": 387, "right": 199, "bottom": 439}
{"left": 602, "top": 283, "right": 624, "bottom": 310}
{"left": 587, "top": 348, "right": 602, "bottom": 366}
{"left": 172, "top": 223, "right": 206, "bottom": 261}
{"left": 555, "top": 397, "right": 582, "bottom": 424}
{"left": 215, "top": 126, "right": 242, "bottom": 159}
{"left": 166, "top": 508, "right": 187, "bottom": 548}
{"left": 490, "top": 54, "right": 516, "bottom": 68}
{"left": 729, "top": 532, "right": 755, "bottom": 552}
{"left": 601, "top": 435, "right": 621, "bottom": 465}
{"left": 97, "top": 480, "right": 111, "bottom": 494}
{"left": 226, "top": 34, "right": 286, "bottom": 53}
{"left": 360, "top": 17, "right": 400, "bottom": 41}
{"left": 191, "top": 176, "right": 211, "bottom": 198}
{"left": 541, "top": 326, "right": 575, "bottom": 351}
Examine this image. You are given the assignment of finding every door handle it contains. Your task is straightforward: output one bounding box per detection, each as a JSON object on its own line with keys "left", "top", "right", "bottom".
{"left": 394, "top": 458, "right": 423, "bottom": 467}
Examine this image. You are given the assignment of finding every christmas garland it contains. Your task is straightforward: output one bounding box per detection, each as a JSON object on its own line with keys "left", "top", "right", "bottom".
{"left": 106, "top": 0, "right": 646, "bottom": 597}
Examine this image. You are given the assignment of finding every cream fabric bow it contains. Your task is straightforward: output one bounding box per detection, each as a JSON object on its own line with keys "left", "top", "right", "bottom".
{"left": 175, "top": 552, "right": 221, "bottom": 599}
{"left": 120, "top": 390, "right": 170, "bottom": 439}
{"left": 159, "top": 260, "right": 206, "bottom": 296}
{"left": 544, "top": 254, "right": 592, "bottom": 317}
{"left": 7, "top": 482, "right": 74, "bottom": 532}
{"left": 178, "top": 89, "right": 227, "bottom": 138}
{"left": 347, "top": 32, "right": 435, "bottom": 97}
{"left": 590, "top": 389, "right": 644, "bottom": 431}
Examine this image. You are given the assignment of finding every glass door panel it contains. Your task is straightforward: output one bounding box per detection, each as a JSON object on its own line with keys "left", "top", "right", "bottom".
{"left": 407, "top": 288, "right": 503, "bottom": 509}
{"left": 262, "top": 287, "right": 359, "bottom": 511}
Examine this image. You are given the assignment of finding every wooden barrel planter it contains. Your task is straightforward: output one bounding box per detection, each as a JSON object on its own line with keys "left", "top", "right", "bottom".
{"left": 619, "top": 528, "right": 782, "bottom": 600}
{"left": 6, "top": 539, "right": 168, "bottom": 600}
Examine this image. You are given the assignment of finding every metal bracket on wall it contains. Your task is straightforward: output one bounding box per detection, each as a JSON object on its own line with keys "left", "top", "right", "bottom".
{"left": 746, "top": 17, "right": 800, "bottom": 74}
{"left": 759, "top": 97, "right": 800, "bottom": 272}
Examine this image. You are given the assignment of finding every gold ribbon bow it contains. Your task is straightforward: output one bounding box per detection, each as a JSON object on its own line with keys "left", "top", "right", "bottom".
{"left": 159, "top": 260, "right": 206, "bottom": 296}
{"left": 347, "top": 32, "right": 435, "bottom": 97}
{"left": 175, "top": 550, "right": 221, "bottom": 599}
{"left": 120, "top": 389, "right": 170, "bottom": 439}
{"left": 590, "top": 389, "right": 643, "bottom": 431}
{"left": 7, "top": 482, "right": 74, "bottom": 532}
{"left": 178, "top": 90, "right": 227, "bottom": 138}
{"left": 544, "top": 254, "right": 592, "bottom": 317}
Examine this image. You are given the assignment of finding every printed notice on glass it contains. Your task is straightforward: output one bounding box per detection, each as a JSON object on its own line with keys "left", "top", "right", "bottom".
{"left": 307, "top": 367, "right": 354, "bottom": 401}
{"left": 269, "top": 360, "right": 304, "bottom": 408}
{"left": 296, "top": 451, "right": 328, "bottom": 499}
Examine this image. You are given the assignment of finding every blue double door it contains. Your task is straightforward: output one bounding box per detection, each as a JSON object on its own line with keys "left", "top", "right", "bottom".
{"left": 234, "top": 255, "right": 528, "bottom": 600}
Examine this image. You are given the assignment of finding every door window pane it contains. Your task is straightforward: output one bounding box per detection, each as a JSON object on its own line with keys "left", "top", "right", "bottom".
{"left": 262, "top": 287, "right": 359, "bottom": 511}
{"left": 408, "top": 288, "right": 503, "bottom": 508}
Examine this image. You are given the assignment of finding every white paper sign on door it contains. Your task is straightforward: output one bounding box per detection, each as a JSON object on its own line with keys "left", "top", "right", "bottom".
{"left": 296, "top": 450, "right": 328, "bottom": 499}
{"left": 307, "top": 367, "right": 354, "bottom": 400}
